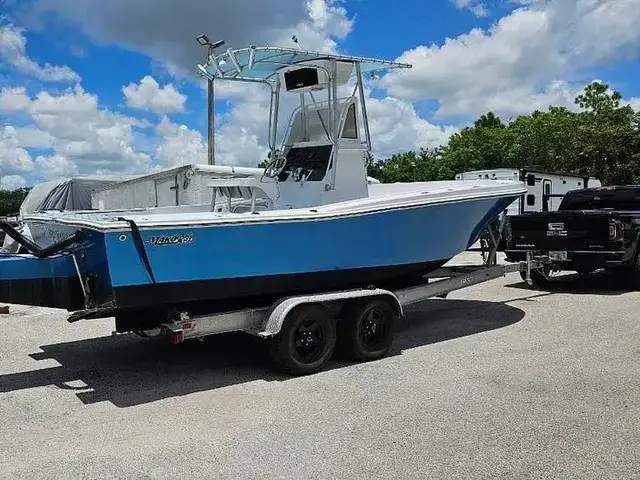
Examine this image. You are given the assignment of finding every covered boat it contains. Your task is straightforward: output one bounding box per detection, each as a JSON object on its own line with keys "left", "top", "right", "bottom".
{"left": 1, "top": 175, "right": 133, "bottom": 254}
{"left": 0, "top": 45, "right": 526, "bottom": 330}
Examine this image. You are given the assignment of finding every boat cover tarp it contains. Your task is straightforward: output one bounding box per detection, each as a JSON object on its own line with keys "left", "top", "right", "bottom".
{"left": 2, "top": 176, "right": 131, "bottom": 253}
{"left": 19, "top": 177, "right": 131, "bottom": 218}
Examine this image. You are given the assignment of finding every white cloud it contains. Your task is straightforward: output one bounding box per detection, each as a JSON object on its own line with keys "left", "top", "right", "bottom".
{"left": 0, "top": 175, "right": 27, "bottom": 190}
{"left": 452, "top": 0, "right": 489, "bottom": 17}
{"left": 215, "top": 120, "right": 268, "bottom": 167}
{"left": 14, "top": 126, "right": 54, "bottom": 148}
{"left": 0, "top": 126, "right": 35, "bottom": 175}
{"left": 35, "top": 154, "right": 79, "bottom": 180}
{"left": 629, "top": 98, "right": 640, "bottom": 111}
{"left": 26, "top": 0, "right": 309, "bottom": 76}
{"left": 155, "top": 116, "right": 206, "bottom": 167}
{"left": 383, "top": 0, "right": 640, "bottom": 119}
{"left": 16, "top": 0, "right": 639, "bottom": 181}
{"left": 0, "top": 23, "right": 80, "bottom": 82}
{"left": 123, "top": 76, "right": 187, "bottom": 114}
{"left": 307, "top": 0, "right": 352, "bottom": 37}
{"left": 0, "top": 86, "right": 30, "bottom": 111}
{"left": 208, "top": 82, "right": 455, "bottom": 166}
{"left": 0, "top": 0, "right": 357, "bottom": 179}
{"left": 368, "top": 96, "right": 457, "bottom": 157}
{"left": 0, "top": 85, "right": 152, "bottom": 178}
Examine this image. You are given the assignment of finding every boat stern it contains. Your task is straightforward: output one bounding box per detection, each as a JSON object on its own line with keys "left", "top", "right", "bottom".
{"left": 0, "top": 219, "right": 115, "bottom": 312}
{"left": 0, "top": 253, "right": 85, "bottom": 310}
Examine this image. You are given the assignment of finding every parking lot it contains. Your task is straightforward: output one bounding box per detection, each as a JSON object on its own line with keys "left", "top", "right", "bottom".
{"left": 1, "top": 252, "right": 639, "bottom": 479}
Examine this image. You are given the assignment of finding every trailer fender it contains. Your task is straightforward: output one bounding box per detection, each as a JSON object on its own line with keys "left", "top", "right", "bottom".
{"left": 258, "top": 288, "right": 402, "bottom": 337}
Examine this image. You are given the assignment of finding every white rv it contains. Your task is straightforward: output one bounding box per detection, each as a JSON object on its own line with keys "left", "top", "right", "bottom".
{"left": 455, "top": 167, "right": 602, "bottom": 215}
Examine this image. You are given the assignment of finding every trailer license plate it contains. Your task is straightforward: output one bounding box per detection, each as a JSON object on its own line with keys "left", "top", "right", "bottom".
{"left": 549, "top": 251, "right": 567, "bottom": 261}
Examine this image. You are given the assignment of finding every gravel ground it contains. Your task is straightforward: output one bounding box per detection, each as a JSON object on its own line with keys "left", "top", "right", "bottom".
{"left": 1, "top": 252, "right": 639, "bottom": 479}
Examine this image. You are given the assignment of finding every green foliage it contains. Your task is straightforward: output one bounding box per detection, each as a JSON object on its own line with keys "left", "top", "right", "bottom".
{"left": 0, "top": 188, "right": 30, "bottom": 217}
{"left": 367, "top": 148, "right": 448, "bottom": 183}
{"left": 368, "top": 82, "right": 640, "bottom": 186}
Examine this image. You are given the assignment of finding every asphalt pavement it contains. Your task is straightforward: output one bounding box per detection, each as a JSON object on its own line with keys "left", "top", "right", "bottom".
{"left": 1, "top": 253, "right": 638, "bottom": 479}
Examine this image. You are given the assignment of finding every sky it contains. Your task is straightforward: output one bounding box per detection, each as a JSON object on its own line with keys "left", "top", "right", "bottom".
{"left": 0, "top": 0, "right": 639, "bottom": 189}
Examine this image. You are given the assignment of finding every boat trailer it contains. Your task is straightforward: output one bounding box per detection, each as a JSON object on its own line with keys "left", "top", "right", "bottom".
{"left": 138, "top": 256, "right": 542, "bottom": 376}
{"left": 2, "top": 215, "right": 545, "bottom": 376}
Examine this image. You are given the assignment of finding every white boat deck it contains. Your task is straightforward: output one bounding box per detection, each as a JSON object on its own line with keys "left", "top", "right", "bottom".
{"left": 26, "top": 180, "right": 526, "bottom": 231}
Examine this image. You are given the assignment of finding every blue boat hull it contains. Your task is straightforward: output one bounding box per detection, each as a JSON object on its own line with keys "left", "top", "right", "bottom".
{"left": 0, "top": 254, "right": 84, "bottom": 309}
{"left": 1, "top": 195, "right": 514, "bottom": 316}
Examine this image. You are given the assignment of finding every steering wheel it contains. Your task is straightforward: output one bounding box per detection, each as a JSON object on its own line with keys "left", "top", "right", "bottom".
{"left": 263, "top": 153, "right": 287, "bottom": 179}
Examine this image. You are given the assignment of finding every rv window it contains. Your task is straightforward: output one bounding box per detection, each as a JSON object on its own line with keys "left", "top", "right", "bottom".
{"left": 544, "top": 183, "right": 551, "bottom": 195}
{"left": 526, "top": 174, "right": 536, "bottom": 186}
{"left": 341, "top": 103, "right": 358, "bottom": 139}
{"left": 527, "top": 194, "right": 535, "bottom": 206}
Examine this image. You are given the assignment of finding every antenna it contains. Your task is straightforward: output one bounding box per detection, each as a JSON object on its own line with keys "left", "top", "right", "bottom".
{"left": 291, "top": 34, "right": 303, "bottom": 51}
{"left": 196, "top": 34, "right": 226, "bottom": 165}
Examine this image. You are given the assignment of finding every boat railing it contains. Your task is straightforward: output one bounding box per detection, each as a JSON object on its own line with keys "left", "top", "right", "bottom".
{"left": 208, "top": 178, "right": 273, "bottom": 214}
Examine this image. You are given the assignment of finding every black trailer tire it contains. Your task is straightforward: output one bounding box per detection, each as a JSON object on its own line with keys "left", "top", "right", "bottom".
{"left": 270, "top": 304, "right": 336, "bottom": 376}
{"left": 337, "top": 298, "right": 398, "bottom": 362}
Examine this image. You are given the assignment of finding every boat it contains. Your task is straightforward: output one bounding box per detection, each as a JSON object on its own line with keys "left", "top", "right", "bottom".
{"left": 1, "top": 175, "right": 134, "bottom": 254}
{"left": 0, "top": 45, "right": 526, "bottom": 329}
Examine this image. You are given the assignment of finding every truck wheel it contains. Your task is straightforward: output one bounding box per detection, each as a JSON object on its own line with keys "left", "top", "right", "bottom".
{"left": 629, "top": 253, "right": 640, "bottom": 289}
{"left": 271, "top": 304, "right": 336, "bottom": 376}
{"left": 337, "top": 298, "right": 398, "bottom": 362}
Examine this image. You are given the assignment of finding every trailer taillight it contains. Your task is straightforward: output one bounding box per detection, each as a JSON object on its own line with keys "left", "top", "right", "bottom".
{"left": 163, "top": 326, "right": 184, "bottom": 345}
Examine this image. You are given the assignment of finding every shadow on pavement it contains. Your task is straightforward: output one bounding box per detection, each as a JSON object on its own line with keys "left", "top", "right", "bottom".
{"left": 0, "top": 299, "right": 525, "bottom": 408}
{"left": 505, "top": 269, "right": 636, "bottom": 295}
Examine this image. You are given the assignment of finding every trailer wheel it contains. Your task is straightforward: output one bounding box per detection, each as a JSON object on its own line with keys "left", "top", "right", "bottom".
{"left": 337, "top": 298, "right": 397, "bottom": 362}
{"left": 270, "top": 304, "right": 336, "bottom": 375}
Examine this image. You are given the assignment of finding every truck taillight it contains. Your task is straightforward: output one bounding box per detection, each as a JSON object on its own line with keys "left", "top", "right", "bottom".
{"left": 609, "top": 220, "right": 621, "bottom": 240}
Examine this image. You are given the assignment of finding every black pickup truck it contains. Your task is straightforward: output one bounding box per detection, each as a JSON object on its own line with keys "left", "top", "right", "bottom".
{"left": 505, "top": 185, "right": 640, "bottom": 285}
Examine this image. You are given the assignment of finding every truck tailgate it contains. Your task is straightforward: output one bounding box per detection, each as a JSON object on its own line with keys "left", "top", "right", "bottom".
{"left": 508, "top": 211, "right": 615, "bottom": 251}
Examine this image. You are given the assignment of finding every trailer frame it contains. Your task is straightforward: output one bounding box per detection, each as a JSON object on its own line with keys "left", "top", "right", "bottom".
{"left": 161, "top": 261, "right": 531, "bottom": 340}
{"left": 153, "top": 256, "right": 540, "bottom": 375}
{"left": 67, "top": 214, "right": 540, "bottom": 375}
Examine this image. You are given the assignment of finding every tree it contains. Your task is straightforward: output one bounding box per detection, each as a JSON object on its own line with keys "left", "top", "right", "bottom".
{"left": 505, "top": 106, "right": 584, "bottom": 173}
{"left": 301, "top": 82, "right": 640, "bottom": 186}
{"left": 426, "top": 83, "right": 637, "bottom": 185}
{"left": 0, "top": 188, "right": 30, "bottom": 216}
{"left": 574, "top": 82, "right": 640, "bottom": 184}
{"left": 439, "top": 112, "right": 512, "bottom": 175}
{"left": 575, "top": 81, "right": 623, "bottom": 113}
{"left": 367, "top": 148, "right": 445, "bottom": 183}
{"left": 474, "top": 111, "right": 504, "bottom": 129}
